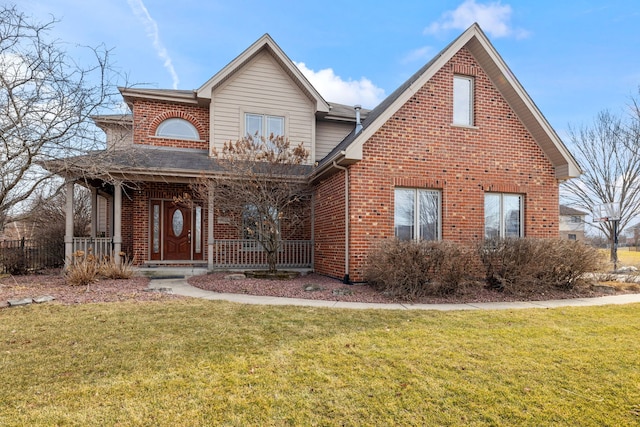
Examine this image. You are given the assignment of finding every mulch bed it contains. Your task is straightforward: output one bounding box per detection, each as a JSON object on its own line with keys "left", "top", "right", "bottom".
{"left": 0, "top": 270, "right": 182, "bottom": 308}
{"left": 1, "top": 270, "right": 637, "bottom": 308}
{"left": 187, "top": 272, "right": 629, "bottom": 305}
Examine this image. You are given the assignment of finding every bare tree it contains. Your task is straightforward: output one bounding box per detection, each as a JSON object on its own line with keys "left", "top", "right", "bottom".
{"left": 190, "top": 134, "right": 311, "bottom": 273}
{"left": 0, "top": 5, "right": 120, "bottom": 230}
{"left": 23, "top": 186, "right": 92, "bottom": 242}
{"left": 562, "top": 109, "right": 640, "bottom": 263}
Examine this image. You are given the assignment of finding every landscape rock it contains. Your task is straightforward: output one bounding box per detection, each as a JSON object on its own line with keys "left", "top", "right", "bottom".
{"left": 303, "top": 284, "right": 323, "bottom": 292}
{"left": 614, "top": 266, "right": 638, "bottom": 274}
{"left": 33, "top": 295, "right": 55, "bottom": 304}
{"left": 591, "top": 284, "right": 616, "bottom": 294}
{"left": 8, "top": 298, "right": 33, "bottom": 307}
{"left": 144, "top": 287, "right": 173, "bottom": 294}
{"left": 224, "top": 274, "right": 247, "bottom": 280}
{"left": 332, "top": 288, "right": 353, "bottom": 296}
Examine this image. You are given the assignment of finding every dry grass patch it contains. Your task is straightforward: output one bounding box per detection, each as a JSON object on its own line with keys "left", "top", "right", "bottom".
{"left": 1, "top": 301, "right": 640, "bottom": 425}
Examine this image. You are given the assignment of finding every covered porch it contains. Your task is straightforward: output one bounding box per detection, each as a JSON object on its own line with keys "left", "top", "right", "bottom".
{"left": 64, "top": 179, "right": 314, "bottom": 270}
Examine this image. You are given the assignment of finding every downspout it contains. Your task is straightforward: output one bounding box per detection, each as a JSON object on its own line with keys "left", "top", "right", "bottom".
{"left": 332, "top": 161, "right": 350, "bottom": 284}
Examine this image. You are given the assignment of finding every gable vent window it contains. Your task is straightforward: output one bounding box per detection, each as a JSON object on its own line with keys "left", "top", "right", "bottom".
{"left": 156, "top": 118, "right": 199, "bottom": 140}
{"left": 453, "top": 75, "right": 474, "bottom": 126}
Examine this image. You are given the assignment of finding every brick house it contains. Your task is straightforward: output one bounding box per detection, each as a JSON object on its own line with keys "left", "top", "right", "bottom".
{"left": 49, "top": 23, "right": 580, "bottom": 282}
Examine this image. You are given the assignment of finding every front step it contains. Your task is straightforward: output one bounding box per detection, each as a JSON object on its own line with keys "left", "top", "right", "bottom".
{"left": 136, "top": 265, "right": 209, "bottom": 278}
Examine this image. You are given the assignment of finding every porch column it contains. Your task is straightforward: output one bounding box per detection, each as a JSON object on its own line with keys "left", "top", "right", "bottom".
{"left": 90, "top": 187, "right": 98, "bottom": 239}
{"left": 113, "top": 181, "right": 122, "bottom": 266}
{"left": 64, "top": 179, "right": 74, "bottom": 267}
{"left": 207, "top": 188, "right": 214, "bottom": 270}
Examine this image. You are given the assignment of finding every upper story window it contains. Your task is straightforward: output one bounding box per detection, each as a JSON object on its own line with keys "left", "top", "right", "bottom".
{"left": 394, "top": 188, "right": 441, "bottom": 241}
{"left": 484, "top": 193, "right": 523, "bottom": 239}
{"left": 570, "top": 215, "right": 581, "bottom": 223}
{"left": 245, "top": 113, "right": 284, "bottom": 141}
{"left": 155, "top": 118, "right": 200, "bottom": 140}
{"left": 453, "top": 75, "right": 474, "bottom": 126}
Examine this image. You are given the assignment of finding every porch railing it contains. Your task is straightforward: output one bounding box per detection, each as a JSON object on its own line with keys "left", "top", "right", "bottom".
{"left": 213, "top": 239, "right": 313, "bottom": 269}
{"left": 72, "top": 237, "right": 113, "bottom": 259}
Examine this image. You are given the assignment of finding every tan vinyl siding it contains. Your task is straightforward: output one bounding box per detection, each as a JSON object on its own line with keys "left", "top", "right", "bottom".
{"left": 106, "top": 127, "right": 133, "bottom": 149}
{"left": 211, "top": 51, "right": 315, "bottom": 162}
{"left": 315, "top": 121, "right": 355, "bottom": 160}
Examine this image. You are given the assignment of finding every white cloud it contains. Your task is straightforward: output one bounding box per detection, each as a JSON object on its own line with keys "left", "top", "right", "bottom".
{"left": 295, "top": 62, "right": 385, "bottom": 109}
{"left": 127, "top": 0, "right": 180, "bottom": 89}
{"left": 425, "top": 0, "right": 529, "bottom": 39}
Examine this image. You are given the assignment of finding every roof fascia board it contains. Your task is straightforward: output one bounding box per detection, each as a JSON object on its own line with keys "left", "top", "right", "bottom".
{"left": 119, "top": 87, "right": 199, "bottom": 105}
{"left": 196, "top": 34, "right": 330, "bottom": 113}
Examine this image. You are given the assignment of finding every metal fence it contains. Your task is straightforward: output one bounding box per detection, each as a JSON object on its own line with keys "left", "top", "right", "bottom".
{"left": 0, "top": 238, "right": 64, "bottom": 273}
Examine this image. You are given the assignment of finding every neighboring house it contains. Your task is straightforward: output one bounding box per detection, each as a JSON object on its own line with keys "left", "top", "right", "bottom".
{"left": 559, "top": 205, "right": 587, "bottom": 241}
{"left": 47, "top": 23, "right": 580, "bottom": 282}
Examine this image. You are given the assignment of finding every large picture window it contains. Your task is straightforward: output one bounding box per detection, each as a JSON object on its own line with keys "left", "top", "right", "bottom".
{"left": 453, "top": 75, "right": 474, "bottom": 126}
{"left": 245, "top": 113, "right": 284, "bottom": 140}
{"left": 394, "top": 188, "right": 441, "bottom": 241}
{"left": 484, "top": 193, "right": 523, "bottom": 239}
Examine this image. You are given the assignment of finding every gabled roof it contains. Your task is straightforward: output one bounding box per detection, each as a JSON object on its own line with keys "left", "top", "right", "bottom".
{"left": 196, "top": 34, "right": 330, "bottom": 114}
{"left": 119, "top": 88, "right": 200, "bottom": 105}
{"left": 315, "top": 23, "right": 581, "bottom": 181}
{"left": 559, "top": 205, "right": 588, "bottom": 216}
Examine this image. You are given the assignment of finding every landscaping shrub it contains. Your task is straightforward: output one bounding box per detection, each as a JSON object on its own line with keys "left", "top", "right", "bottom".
{"left": 65, "top": 250, "right": 136, "bottom": 286}
{"left": 479, "top": 238, "right": 605, "bottom": 294}
{"left": 364, "top": 239, "right": 478, "bottom": 300}
{"left": 99, "top": 252, "right": 136, "bottom": 279}
{"left": 65, "top": 250, "right": 100, "bottom": 286}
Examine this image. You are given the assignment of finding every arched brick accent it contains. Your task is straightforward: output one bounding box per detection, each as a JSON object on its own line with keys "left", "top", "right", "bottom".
{"left": 131, "top": 99, "right": 209, "bottom": 150}
{"left": 150, "top": 111, "right": 207, "bottom": 140}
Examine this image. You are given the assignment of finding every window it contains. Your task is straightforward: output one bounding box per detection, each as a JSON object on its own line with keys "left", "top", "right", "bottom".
{"left": 453, "top": 75, "right": 473, "bottom": 126}
{"left": 484, "top": 193, "right": 523, "bottom": 239}
{"left": 245, "top": 113, "right": 284, "bottom": 141}
{"left": 570, "top": 216, "right": 581, "bottom": 223}
{"left": 568, "top": 234, "right": 577, "bottom": 240}
{"left": 155, "top": 118, "right": 199, "bottom": 140}
{"left": 394, "top": 188, "right": 441, "bottom": 241}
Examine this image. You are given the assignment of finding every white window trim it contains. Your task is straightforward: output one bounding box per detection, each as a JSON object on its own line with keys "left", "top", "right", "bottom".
{"left": 485, "top": 193, "right": 524, "bottom": 239}
{"left": 243, "top": 111, "right": 287, "bottom": 140}
{"left": 155, "top": 118, "right": 201, "bottom": 141}
{"left": 453, "top": 75, "right": 474, "bottom": 127}
{"left": 394, "top": 188, "right": 442, "bottom": 241}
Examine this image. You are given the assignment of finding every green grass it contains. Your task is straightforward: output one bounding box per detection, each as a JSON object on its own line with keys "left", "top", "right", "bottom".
{"left": 612, "top": 247, "right": 640, "bottom": 267}
{"left": 1, "top": 301, "right": 640, "bottom": 426}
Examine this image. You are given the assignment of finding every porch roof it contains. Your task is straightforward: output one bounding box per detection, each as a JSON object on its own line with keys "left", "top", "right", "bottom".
{"left": 45, "top": 145, "right": 312, "bottom": 183}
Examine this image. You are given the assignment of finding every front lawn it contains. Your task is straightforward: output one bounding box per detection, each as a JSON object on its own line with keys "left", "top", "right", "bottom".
{"left": 1, "top": 300, "right": 639, "bottom": 425}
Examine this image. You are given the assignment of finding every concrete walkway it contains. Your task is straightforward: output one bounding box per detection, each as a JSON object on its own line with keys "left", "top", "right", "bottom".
{"left": 148, "top": 277, "right": 640, "bottom": 311}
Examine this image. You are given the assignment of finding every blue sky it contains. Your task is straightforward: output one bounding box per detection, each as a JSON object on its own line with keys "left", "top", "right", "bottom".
{"left": 22, "top": 0, "right": 640, "bottom": 138}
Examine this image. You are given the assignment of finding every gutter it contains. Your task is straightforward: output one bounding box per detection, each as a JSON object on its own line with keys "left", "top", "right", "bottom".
{"left": 332, "top": 161, "right": 350, "bottom": 284}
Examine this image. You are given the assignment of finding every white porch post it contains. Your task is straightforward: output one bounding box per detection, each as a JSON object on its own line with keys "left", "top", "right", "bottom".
{"left": 90, "top": 187, "right": 98, "bottom": 239}
{"left": 207, "top": 188, "right": 214, "bottom": 270}
{"left": 64, "top": 180, "right": 75, "bottom": 267}
{"left": 113, "top": 181, "right": 122, "bottom": 266}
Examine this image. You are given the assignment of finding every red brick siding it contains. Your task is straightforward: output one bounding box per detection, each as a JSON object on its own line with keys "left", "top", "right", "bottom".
{"left": 120, "top": 181, "right": 310, "bottom": 263}
{"left": 314, "top": 170, "right": 347, "bottom": 279}
{"left": 120, "top": 182, "right": 208, "bottom": 263}
{"left": 131, "top": 99, "right": 209, "bottom": 150}
{"left": 343, "top": 47, "right": 559, "bottom": 281}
